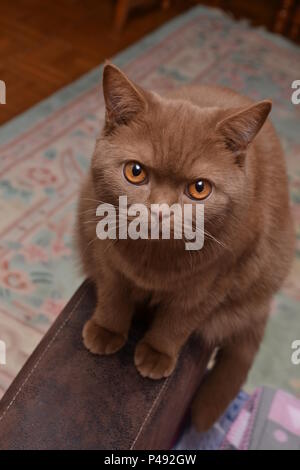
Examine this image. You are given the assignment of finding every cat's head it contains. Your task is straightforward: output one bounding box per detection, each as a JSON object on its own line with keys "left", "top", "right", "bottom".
{"left": 91, "top": 64, "right": 271, "bottom": 246}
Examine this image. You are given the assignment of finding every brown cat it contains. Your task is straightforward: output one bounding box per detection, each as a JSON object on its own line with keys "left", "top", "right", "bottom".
{"left": 76, "top": 64, "right": 294, "bottom": 431}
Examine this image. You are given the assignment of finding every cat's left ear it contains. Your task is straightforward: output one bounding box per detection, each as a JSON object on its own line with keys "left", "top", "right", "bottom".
{"left": 216, "top": 100, "right": 272, "bottom": 156}
{"left": 102, "top": 63, "right": 147, "bottom": 132}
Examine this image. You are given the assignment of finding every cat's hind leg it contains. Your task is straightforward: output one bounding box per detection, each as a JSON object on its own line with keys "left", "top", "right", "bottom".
{"left": 191, "top": 325, "right": 265, "bottom": 432}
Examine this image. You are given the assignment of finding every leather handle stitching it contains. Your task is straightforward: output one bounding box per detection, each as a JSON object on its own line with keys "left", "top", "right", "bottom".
{"left": 0, "top": 287, "right": 174, "bottom": 450}
{"left": 0, "top": 288, "right": 88, "bottom": 424}
{"left": 130, "top": 376, "right": 172, "bottom": 450}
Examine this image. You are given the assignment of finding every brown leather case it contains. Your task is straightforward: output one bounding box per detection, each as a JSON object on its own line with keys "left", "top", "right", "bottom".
{"left": 0, "top": 281, "right": 210, "bottom": 450}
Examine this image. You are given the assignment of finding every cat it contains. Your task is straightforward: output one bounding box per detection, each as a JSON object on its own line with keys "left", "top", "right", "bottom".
{"left": 75, "top": 63, "right": 295, "bottom": 431}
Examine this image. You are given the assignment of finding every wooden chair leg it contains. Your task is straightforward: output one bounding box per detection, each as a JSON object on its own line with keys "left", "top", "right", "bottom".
{"left": 273, "top": 0, "right": 296, "bottom": 35}
{"left": 161, "top": 0, "right": 171, "bottom": 9}
{"left": 114, "top": 0, "right": 131, "bottom": 32}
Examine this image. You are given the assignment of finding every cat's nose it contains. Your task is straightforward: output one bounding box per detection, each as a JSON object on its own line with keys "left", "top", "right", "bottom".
{"left": 151, "top": 208, "right": 171, "bottom": 223}
{"left": 150, "top": 187, "right": 178, "bottom": 209}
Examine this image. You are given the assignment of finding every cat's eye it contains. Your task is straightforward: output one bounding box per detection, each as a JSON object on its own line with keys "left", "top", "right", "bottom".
{"left": 187, "top": 179, "right": 212, "bottom": 200}
{"left": 124, "top": 161, "right": 147, "bottom": 185}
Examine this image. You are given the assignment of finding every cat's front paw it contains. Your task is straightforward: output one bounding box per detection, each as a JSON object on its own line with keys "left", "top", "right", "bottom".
{"left": 134, "top": 341, "right": 176, "bottom": 379}
{"left": 82, "top": 318, "right": 126, "bottom": 355}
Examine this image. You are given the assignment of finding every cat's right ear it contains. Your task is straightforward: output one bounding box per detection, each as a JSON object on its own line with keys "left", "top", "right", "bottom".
{"left": 102, "top": 63, "right": 147, "bottom": 132}
{"left": 216, "top": 100, "right": 272, "bottom": 156}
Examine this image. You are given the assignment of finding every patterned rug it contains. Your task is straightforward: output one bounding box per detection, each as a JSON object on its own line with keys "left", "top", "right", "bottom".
{"left": 175, "top": 387, "right": 300, "bottom": 449}
{"left": 0, "top": 5, "right": 299, "bottom": 399}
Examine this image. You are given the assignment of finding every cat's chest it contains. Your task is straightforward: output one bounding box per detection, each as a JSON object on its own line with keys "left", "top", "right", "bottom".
{"left": 110, "top": 247, "right": 216, "bottom": 300}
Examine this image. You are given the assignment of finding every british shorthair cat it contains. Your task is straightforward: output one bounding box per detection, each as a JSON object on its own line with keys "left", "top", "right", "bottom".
{"left": 76, "top": 64, "right": 294, "bottom": 431}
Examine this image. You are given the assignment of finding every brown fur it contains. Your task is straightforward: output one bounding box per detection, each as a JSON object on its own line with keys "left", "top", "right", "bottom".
{"left": 75, "top": 64, "right": 295, "bottom": 431}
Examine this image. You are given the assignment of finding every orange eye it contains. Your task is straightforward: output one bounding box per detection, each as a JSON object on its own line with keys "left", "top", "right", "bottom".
{"left": 187, "top": 179, "right": 212, "bottom": 200}
{"left": 124, "top": 161, "right": 147, "bottom": 185}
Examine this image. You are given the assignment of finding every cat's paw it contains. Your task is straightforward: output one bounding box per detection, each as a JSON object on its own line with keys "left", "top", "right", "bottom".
{"left": 134, "top": 341, "right": 176, "bottom": 379}
{"left": 82, "top": 319, "right": 126, "bottom": 355}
